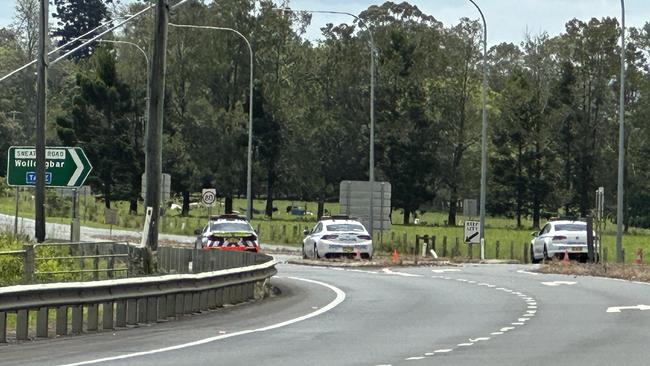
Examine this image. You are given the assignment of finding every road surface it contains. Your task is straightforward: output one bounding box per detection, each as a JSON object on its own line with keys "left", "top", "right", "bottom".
{"left": 2, "top": 261, "right": 649, "bottom": 366}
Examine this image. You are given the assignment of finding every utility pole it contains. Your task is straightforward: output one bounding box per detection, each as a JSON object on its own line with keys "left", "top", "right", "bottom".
{"left": 615, "top": 0, "right": 626, "bottom": 263}
{"left": 144, "top": 0, "right": 169, "bottom": 273}
{"left": 34, "top": 0, "right": 48, "bottom": 242}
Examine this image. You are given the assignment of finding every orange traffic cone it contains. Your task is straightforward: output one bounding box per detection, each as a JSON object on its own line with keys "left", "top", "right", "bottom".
{"left": 635, "top": 248, "right": 642, "bottom": 265}
{"left": 392, "top": 249, "right": 399, "bottom": 264}
{"left": 562, "top": 249, "right": 570, "bottom": 265}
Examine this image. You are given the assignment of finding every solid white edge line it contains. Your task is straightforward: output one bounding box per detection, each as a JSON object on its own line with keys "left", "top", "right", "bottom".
{"left": 55, "top": 276, "right": 346, "bottom": 366}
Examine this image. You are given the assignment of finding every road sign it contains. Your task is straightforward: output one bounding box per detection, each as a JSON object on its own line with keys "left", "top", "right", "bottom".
{"left": 202, "top": 188, "right": 217, "bottom": 206}
{"left": 464, "top": 220, "right": 480, "bottom": 243}
{"left": 7, "top": 146, "right": 92, "bottom": 187}
{"left": 141, "top": 173, "right": 171, "bottom": 202}
{"left": 463, "top": 199, "right": 478, "bottom": 217}
{"left": 339, "top": 181, "right": 391, "bottom": 231}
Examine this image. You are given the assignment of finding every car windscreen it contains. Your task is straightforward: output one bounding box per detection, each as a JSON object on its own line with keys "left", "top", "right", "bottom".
{"left": 326, "top": 224, "right": 365, "bottom": 232}
{"left": 210, "top": 222, "right": 252, "bottom": 232}
{"left": 555, "top": 224, "right": 586, "bottom": 231}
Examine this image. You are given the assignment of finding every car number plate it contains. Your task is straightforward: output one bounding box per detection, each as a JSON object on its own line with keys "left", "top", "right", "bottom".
{"left": 571, "top": 246, "right": 583, "bottom": 252}
{"left": 343, "top": 246, "right": 354, "bottom": 253}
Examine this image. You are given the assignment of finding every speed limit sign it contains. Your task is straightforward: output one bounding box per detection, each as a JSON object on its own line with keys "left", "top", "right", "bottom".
{"left": 202, "top": 188, "right": 216, "bottom": 206}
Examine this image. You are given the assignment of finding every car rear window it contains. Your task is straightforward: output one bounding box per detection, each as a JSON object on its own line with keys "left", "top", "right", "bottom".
{"left": 210, "top": 222, "right": 253, "bottom": 232}
{"left": 326, "top": 224, "right": 365, "bottom": 232}
{"left": 555, "top": 224, "right": 586, "bottom": 231}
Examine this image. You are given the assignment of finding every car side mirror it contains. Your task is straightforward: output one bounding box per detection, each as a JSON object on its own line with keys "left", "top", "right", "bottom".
{"left": 194, "top": 228, "right": 203, "bottom": 235}
{"left": 531, "top": 231, "right": 539, "bottom": 237}
{"left": 303, "top": 229, "right": 310, "bottom": 236}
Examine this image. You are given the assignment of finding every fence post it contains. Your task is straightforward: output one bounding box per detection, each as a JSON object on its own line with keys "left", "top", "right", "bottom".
{"left": 523, "top": 244, "right": 529, "bottom": 263}
{"left": 603, "top": 247, "right": 608, "bottom": 262}
{"left": 467, "top": 242, "right": 473, "bottom": 259}
{"left": 495, "top": 240, "right": 500, "bottom": 259}
{"left": 454, "top": 237, "right": 460, "bottom": 258}
{"left": 93, "top": 244, "right": 100, "bottom": 281}
{"left": 22, "top": 243, "right": 34, "bottom": 284}
{"left": 442, "top": 236, "right": 448, "bottom": 257}
{"left": 431, "top": 235, "right": 436, "bottom": 252}
{"left": 510, "top": 241, "right": 515, "bottom": 260}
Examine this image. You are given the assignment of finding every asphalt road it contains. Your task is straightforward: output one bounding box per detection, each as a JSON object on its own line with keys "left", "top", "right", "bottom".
{"left": 3, "top": 260, "right": 650, "bottom": 366}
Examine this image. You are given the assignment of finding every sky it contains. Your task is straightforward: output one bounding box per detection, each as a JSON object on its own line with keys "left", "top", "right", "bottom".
{"left": 0, "top": 0, "right": 648, "bottom": 46}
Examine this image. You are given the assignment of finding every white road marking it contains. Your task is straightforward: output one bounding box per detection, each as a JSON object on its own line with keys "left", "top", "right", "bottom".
{"left": 406, "top": 357, "right": 425, "bottom": 360}
{"left": 500, "top": 327, "right": 515, "bottom": 332}
{"left": 432, "top": 269, "right": 462, "bottom": 273}
{"left": 517, "top": 269, "right": 539, "bottom": 276}
{"left": 457, "top": 343, "right": 473, "bottom": 347}
{"left": 434, "top": 349, "right": 453, "bottom": 353}
{"left": 382, "top": 268, "right": 423, "bottom": 277}
{"left": 467, "top": 280, "right": 477, "bottom": 284}
{"left": 541, "top": 281, "right": 577, "bottom": 286}
{"left": 424, "top": 353, "right": 435, "bottom": 356}
{"left": 528, "top": 306, "right": 537, "bottom": 309}
{"left": 517, "top": 318, "right": 528, "bottom": 322}
{"left": 491, "top": 332, "right": 503, "bottom": 335}
{"left": 606, "top": 304, "right": 650, "bottom": 313}
{"left": 527, "top": 310, "right": 537, "bottom": 314}
{"left": 523, "top": 314, "right": 535, "bottom": 317}
{"left": 55, "top": 277, "right": 346, "bottom": 366}
{"left": 512, "top": 322, "right": 524, "bottom": 325}
{"left": 469, "top": 337, "right": 490, "bottom": 342}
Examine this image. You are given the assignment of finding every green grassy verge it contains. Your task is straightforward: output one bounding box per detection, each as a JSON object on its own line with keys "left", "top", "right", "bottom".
{"left": 2, "top": 191, "right": 650, "bottom": 264}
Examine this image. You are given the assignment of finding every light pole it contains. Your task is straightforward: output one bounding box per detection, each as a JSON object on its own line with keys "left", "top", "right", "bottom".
{"left": 275, "top": 8, "right": 377, "bottom": 236}
{"left": 467, "top": 0, "right": 488, "bottom": 258}
{"left": 616, "top": 0, "right": 626, "bottom": 263}
{"left": 168, "top": 23, "right": 255, "bottom": 221}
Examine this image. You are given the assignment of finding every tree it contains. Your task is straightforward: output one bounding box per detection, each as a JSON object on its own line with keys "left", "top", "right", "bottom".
{"left": 52, "top": 0, "right": 113, "bottom": 59}
{"left": 56, "top": 46, "right": 135, "bottom": 207}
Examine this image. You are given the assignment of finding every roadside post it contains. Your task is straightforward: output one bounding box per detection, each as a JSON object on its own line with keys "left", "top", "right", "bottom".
{"left": 595, "top": 187, "right": 604, "bottom": 263}
{"left": 14, "top": 187, "right": 19, "bottom": 237}
{"left": 464, "top": 220, "right": 480, "bottom": 259}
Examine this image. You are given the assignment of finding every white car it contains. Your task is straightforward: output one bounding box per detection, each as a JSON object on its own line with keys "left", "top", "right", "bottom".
{"left": 302, "top": 217, "right": 373, "bottom": 260}
{"left": 530, "top": 220, "right": 597, "bottom": 263}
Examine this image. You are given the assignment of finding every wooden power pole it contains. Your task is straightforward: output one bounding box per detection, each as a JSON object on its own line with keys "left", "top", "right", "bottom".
{"left": 34, "top": 0, "right": 48, "bottom": 242}
{"left": 143, "top": 0, "right": 169, "bottom": 273}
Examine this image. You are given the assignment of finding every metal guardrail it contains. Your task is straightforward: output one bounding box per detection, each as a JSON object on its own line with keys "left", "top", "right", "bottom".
{"left": 0, "top": 250, "right": 276, "bottom": 343}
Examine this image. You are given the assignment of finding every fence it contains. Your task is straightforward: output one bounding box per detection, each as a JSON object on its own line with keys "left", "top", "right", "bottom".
{"left": 0, "top": 250, "right": 276, "bottom": 343}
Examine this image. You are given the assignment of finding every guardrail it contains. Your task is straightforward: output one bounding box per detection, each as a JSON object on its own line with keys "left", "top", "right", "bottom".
{"left": 0, "top": 250, "right": 276, "bottom": 343}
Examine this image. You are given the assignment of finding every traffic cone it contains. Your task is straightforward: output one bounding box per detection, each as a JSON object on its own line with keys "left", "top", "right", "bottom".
{"left": 562, "top": 249, "right": 570, "bottom": 265}
{"left": 392, "top": 249, "right": 399, "bottom": 264}
{"left": 635, "top": 248, "right": 642, "bottom": 265}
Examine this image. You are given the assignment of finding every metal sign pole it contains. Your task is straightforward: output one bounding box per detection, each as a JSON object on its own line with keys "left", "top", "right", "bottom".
{"left": 14, "top": 187, "right": 19, "bottom": 237}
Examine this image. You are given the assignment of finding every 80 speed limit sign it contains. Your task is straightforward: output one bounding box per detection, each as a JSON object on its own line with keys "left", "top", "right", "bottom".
{"left": 202, "top": 188, "right": 217, "bottom": 206}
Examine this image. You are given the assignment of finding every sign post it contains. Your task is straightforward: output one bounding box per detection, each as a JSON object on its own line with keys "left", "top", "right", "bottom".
{"left": 202, "top": 188, "right": 216, "bottom": 218}
{"left": 7, "top": 146, "right": 92, "bottom": 187}
{"left": 464, "top": 220, "right": 481, "bottom": 244}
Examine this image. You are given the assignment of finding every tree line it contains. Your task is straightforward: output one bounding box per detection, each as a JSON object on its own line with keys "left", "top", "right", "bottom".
{"left": 1, "top": 0, "right": 649, "bottom": 230}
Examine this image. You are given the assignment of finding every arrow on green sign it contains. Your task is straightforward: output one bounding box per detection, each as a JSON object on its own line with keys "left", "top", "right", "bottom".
{"left": 6, "top": 146, "right": 93, "bottom": 187}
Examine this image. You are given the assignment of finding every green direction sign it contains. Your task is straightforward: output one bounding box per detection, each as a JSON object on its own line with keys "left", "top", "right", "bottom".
{"left": 7, "top": 146, "right": 93, "bottom": 187}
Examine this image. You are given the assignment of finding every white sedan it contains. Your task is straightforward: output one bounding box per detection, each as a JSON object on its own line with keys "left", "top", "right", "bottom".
{"left": 303, "top": 217, "right": 373, "bottom": 260}
{"left": 530, "top": 220, "right": 597, "bottom": 263}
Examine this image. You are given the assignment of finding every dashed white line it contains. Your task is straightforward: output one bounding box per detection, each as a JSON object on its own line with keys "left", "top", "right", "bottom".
{"left": 434, "top": 349, "right": 453, "bottom": 353}
{"left": 469, "top": 337, "right": 491, "bottom": 342}
{"left": 517, "top": 269, "right": 539, "bottom": 276}
{"left": 457, "top": 343, "right": 473, "bottom": 347}
{"left": 405, "top": 356, "right": 425, "bottom": 360}
{"left": 491, "top": 332, "right": 504, "bottom": 335}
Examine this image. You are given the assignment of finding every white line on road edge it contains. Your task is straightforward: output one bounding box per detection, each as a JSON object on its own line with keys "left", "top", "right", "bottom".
{"left": 432, "top": 269, "right": 462, "bottom": 273}
{"left": 516, "top": 269, "right": 539, "bottom": 276}
{"left": 382, "top": 268, "right": 423, "bottom": 277}
{"left": 55, "top": 277, "right": 346, "bottom": 366}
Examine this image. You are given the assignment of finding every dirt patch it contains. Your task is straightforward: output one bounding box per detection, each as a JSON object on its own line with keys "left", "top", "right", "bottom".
{"left": 538, "top": 261, "right": 650, "bottom": 283}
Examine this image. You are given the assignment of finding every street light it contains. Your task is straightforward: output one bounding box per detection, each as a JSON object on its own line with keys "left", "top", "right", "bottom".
{"left": 616, "top": 0, "right": 626, "bottom": 262}
{"left": 275, "top": 8, "right": 377, "bottom": 236}
{"left": 168, "top": 23, "right": 255, "bottom": 220}
{"left": 467, "top": 0, "right": 488, "bottom": 259}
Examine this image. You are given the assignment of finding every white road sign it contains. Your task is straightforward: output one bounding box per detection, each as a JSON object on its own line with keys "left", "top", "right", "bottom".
{"left": 202, "top": 188, "right": 217, "bottom": 206}
{"left": 464, "top": 220, "right": 480, "bottom": 243}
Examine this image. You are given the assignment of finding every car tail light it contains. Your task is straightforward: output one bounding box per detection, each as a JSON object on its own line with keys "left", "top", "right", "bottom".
{"left": 552, "top": 236, "right": 567, "bottom": 241}
{"left": 357, "top": 235, "right": 371, "bottom": 240}
{"left": 321, "top": 235, "right": 339, "bottom": 240}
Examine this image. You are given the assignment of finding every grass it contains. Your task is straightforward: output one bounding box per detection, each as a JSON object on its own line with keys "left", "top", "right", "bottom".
{"left": 2, "top": 189, "right": 650, "bottom": 264}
